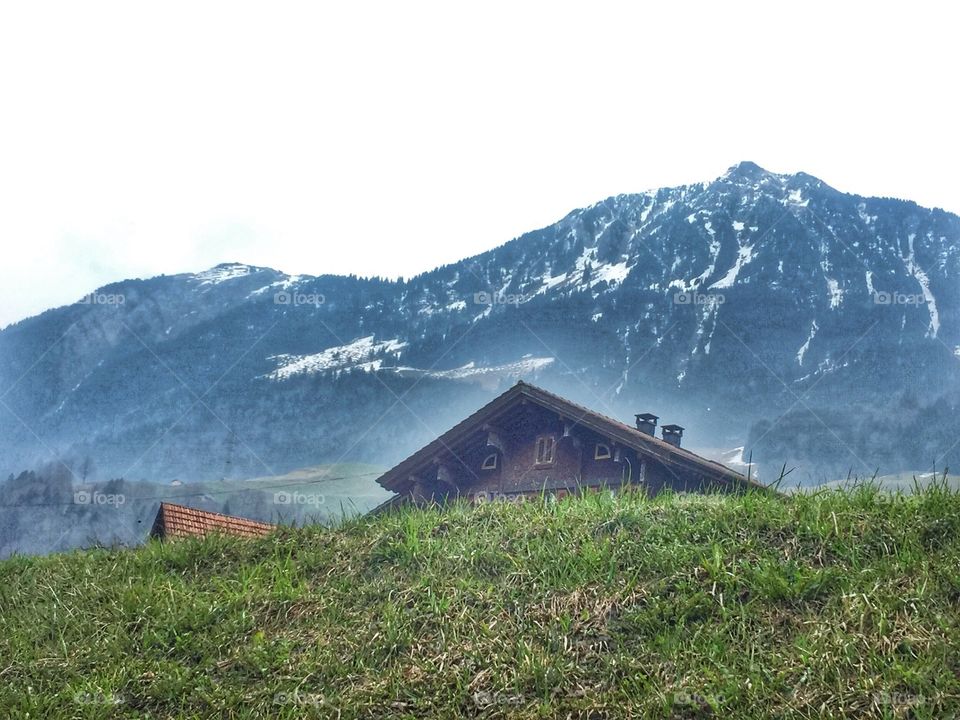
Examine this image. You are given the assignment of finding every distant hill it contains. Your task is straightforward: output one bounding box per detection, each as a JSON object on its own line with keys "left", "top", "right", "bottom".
{"left": 3, "top": 487, "right": 959, "bottom": 717}
{"left": 0, "top": 463, "right": 387, "bottom": 557}
{"left": 803, "top": 471, "right": 960, "bottom": 494}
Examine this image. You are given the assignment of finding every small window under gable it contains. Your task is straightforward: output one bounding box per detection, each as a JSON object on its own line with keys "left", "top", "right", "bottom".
{"left": 594, "top": 443, "right": 612, "bottom": 460}
{"left": 534, "top": 435, "right": 556, "bottom": 465}
{"left": 481, "top": 453, "right": 498, "bottom": 470}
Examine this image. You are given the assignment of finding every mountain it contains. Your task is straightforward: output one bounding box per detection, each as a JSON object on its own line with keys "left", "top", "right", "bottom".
{"left": 2, "top": 162, "right": 959, "bottom": 488}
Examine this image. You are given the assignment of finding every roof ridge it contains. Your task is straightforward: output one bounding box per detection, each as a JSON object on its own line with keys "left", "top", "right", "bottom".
{"left": 519, "top": 383, "right": 757, "bottom": 482}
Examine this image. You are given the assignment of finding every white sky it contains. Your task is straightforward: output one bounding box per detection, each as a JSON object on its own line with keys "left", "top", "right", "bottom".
{"left": 0, "top": 1, "right": 957, "bottom": 328}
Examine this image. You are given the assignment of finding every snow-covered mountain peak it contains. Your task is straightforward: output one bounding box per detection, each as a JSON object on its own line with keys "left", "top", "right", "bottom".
{"left": 193, "top": 263, "right": 266, "bottom": 285}
{"left": 722, "top": 160, "right": 780, "bottom": 182}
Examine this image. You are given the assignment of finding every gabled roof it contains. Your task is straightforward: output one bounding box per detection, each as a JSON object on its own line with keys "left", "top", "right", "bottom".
{"left": 375, "top": 381, "right": 767, "bottom": 493}
{"left": 149, "top": 502, "right": 276, "bottom": 540}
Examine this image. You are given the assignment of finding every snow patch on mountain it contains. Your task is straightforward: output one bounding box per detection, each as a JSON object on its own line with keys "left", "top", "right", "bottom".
{"left": 265, "top": 335, "right": 553, "bottom": 386}
{"left": 593, "top": 261, "right": 631, "bottom": 286}
{"left": 688, "top": 294, "right": 722, "bottom": 360}
{"left": 538, "top": 271, "right": 568, "bottom": 294}
{"left": 797, "top": 320, "right": 818, "bottom": 366}
{"left": 195, "top": 264, "right": 255, "bottom": 285}
{"left": 248, "top": 275, "right": 303, "bottom": 297}
{"left": 710, "top": 244, "right": 754, "bottom": 290}
{"left": 784, "top": 189, "right": 809, "bottom": 207}
{"left": 691, "top": 235, "right": 723, "bottom": 289}
{"left": 594, "top": 216, "right": 617, "bottom": 239}
{"left": 826, "top": 278, "right": 843, "bottom": 309}
{"left": 396, "top": 356, "right": 554, "bottom": 383}
{"left": 265, "top": 336, "right": 407, "bottom": 380}
{"left": 535, "top": 246, "right": 632, "bottom": 295}
{"left": 903, "top": 233, "right": 940, "bottom": 338}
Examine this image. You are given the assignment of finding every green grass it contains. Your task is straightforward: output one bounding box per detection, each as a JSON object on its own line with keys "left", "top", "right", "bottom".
{"left": 2, "top": 484, "right": 960, "bottom": 718}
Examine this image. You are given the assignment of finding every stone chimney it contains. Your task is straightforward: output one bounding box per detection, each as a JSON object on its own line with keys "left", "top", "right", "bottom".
{"left": 661, "top": 424, "right": 684, "bottom": 448}
{"left": 635, "top": 413, "right": 658, "bottom": 436}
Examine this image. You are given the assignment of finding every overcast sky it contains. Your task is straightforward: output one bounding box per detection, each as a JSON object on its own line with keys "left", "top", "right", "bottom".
{"left": 0, "top": 1, "right": 956, "bottom": 328}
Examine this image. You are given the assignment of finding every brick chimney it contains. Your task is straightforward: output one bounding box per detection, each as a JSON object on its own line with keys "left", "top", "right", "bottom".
{"left": 661, "top": 424, "right": 684, "bottom": 448}
{"left": 635, "top": 413, "right": 658, "bottom": 436}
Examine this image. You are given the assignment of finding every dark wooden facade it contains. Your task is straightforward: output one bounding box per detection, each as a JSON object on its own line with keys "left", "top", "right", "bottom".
{"left": 373, "top": 382, "right": 765, "bottom": 511}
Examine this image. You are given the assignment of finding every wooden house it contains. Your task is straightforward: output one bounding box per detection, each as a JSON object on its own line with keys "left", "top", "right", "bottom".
{"left": 373, "top": 381, "right": 764, "bottom": 511}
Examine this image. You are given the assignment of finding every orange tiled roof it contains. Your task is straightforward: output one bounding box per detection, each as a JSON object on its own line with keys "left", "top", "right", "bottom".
{"left": 150, "top": 502, "right": 275, "bottom": 540}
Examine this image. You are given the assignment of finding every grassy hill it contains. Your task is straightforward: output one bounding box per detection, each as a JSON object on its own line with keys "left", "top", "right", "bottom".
{"left": 2, "top": 485, "right": 960, "bottom": 718}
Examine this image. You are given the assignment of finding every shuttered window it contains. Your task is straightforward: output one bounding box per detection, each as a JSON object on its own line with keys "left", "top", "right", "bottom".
{"left": 535, "top": 435, "right": 555, "bottom": 465}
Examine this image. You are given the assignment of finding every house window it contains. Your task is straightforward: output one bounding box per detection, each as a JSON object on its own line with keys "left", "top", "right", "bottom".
{"left": 534, "top": 435, "right": 555, "bottom": 465}
{"left": 594, "top": 443, "right": 611, "bottom": 460}
{"left": 481, "top": 453, "right": 498, "bottom": 470}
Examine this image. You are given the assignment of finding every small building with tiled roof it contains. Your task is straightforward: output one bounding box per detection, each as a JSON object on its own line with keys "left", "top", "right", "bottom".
{"left": 149, "top": 502, "right": 275, "bottom": 540}
{"left": 373, "top": 381, "right": 767, "bottom": 512}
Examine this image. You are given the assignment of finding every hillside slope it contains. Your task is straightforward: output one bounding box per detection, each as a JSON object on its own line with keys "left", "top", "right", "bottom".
{"left": 3, "top": 487, "right": 959, "bottom": 718}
